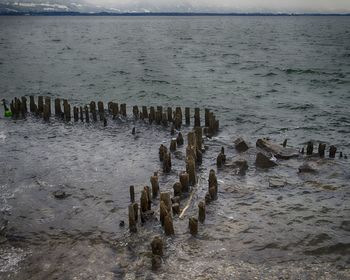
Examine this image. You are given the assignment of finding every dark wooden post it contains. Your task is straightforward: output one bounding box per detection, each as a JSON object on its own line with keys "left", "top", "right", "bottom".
{"left": 38, "top": 96, "right": 44, "bottom": 114}
{"left": 194, "top": 108, "right": 200, "bottom": 127}
{"left": 54, "top": 98, "right": 61, "bottom": 116}
{"left": 185, "top": 107, "right": 190, "bottom": 125}
{"left": 90, "top": 101, "right": 97, "bottom": 121}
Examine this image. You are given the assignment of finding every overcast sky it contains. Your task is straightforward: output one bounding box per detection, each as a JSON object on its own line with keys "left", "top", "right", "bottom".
{"left": 85, "top": 0, "right": 350, "bottom": 13}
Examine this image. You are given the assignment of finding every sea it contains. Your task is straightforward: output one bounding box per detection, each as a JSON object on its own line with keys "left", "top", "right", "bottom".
{"left": 0, "top": 16, "right": 349, "bottom": 279}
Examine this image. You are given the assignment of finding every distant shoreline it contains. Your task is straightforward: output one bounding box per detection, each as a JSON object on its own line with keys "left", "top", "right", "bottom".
{"left": 0, "top": 12, "right": 350, "bottom": 17}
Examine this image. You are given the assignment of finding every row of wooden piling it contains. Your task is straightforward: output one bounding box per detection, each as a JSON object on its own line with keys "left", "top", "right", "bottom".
{"left": 303, "top": 141, "right": 341, "bottom": 159}
{"left": 9, "top": 96, "right": 220, "bottom": 136}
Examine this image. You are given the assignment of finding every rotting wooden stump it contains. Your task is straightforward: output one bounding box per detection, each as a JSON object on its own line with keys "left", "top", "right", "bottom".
{"left": 79, "top": 106, "right": 84, "bottom": 122}
{"left": 140, "top": 188, "right": 150, "bottom": 213}
{"left": 84, "top": 106, "right": 90, "bottom": 123}
{"left": 43, "top": 102, "right": 50, "bottom": 122}
{"left": 329, "top": 145, "right": 337, "bottom": 158}
{"left": 163, "top": 152, "right": 172, "bottom": 173}
{"left": 38, "top": 96, "right": 44, "bottom": 114}
{"left": 194, "top": 108, "right": 200, "bottom": 127}
{"left": 167, "top": 107, "right": 173, "bottom": 123}
{"left": 194, "top": 126, "right": 202, "bottom": 151}
{"left": 185, "top": 107, "right": 190, "bottom": 125}
{"left": 208, "top": 169, "right": 218, "bottom": 200}
{"left": 306, "top": 141, "right": 314, "bottom": 156}
{"left": 318, "top": 143, "right": 326, "bottom": 157}
{"left": 255, "top": 152, "right": 277, "bottom": 168}
{"left": 20, "top": 96, "right": 27, "bottom": 116}
{"left": 90, "top": 101, "right": 97, "bottom": 121}
{"left": 159, "top": 144, "right": 168, "bottom": 161}
{"left": 150, "top": 172, "right": 159, "bottom": 198}
{"left": 128, "top": 204, "right": 137, "bottom": 233}
{"left": 164, "top": 214, "right": 174, "bottom": 236}
{"left": 160, "top": 200, "right": 168, "bottom": 226}
{"left": 189, "top": 217, "right": 198, "bottom": 236}
{"left": 152, "top": 255, "right": 162, "bottom": 271}
{"left": 142, "top": 106, "right": 148, "bottom": 119}
{"left": 176, "top": 132, "right": 184, "bottom": 146}
{"left": 173, "top": 182, "right": 182, "bottom": 197}
{"left": 133, "top": 203, "right": 139, "bottom": 222}
{"left": 149, "top": 106, "right": 155, "bottom": 124}
{"left": 234, "top": 137, "right": 249, "bottom": 152}
{"left": 198, "top": 201, "right": 205, "bottom": 223}
{"left": 151, "top": 236, "right": 163, "bottom": 256}
{"left": 130, "top": 185, "right": 135, "bottom": 203}
{"left": 170, "top": 139, "right": 177, "bottom": 152}
{"left": 179, "top": 172, "right": 189, "bottom": 192}
{"left": 98, "top": 101, "right": 104, "bottom": 121}
{"left": 73, "top": 106, "right": 79, "bottom": 122}
{"left": 112, "top": 102, "right": 119, "bottom": 119}
{"left": 30, "top": 96, "right": 38, "bottom": 114}
{"left": 186, "top": 157, "right": 196, "bottom": 186}
{"left": 160, "top": 192, "right": 172, "bottom": 213}
{"left": 205, "top": 108, "right": 210, "bottom": 127}
{"left": 120, "top": 103, "right": 126, "bottom": 117}
{"left": 133, "top": 105, "right": 139, "bottom": 119}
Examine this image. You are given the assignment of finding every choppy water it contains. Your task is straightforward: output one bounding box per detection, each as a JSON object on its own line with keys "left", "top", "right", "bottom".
{"left": 0, "top": 16, "right": 350, "bottom": 279}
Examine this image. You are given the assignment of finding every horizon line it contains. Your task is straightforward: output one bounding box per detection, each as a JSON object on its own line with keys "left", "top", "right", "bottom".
{"left": 1, "top": 11, "right": 350, "bottom": 16}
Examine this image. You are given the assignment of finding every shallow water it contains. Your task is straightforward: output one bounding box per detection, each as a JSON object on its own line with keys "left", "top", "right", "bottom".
{"left": 0, "top": 16, "right": 350, "bottom": 279}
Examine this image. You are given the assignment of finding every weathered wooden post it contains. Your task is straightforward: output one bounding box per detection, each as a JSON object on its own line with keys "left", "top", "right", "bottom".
{"left": 149, "top": 106, "right": 155, "bottom": 124}
{"left": 63, "top": 100, "right": 70, "bottom": 122}
{"left": 79, "top": 106, "right": 84, "bottom": 122}
{"left": 176, "top": 132, "right": 184, "bottom": 146}
{"left": 318, "top": 143, "right": 326, "bottom": 157}
{"left": 172, "top": 203, "right": 180, "bottom": 215}
{"left": 174, "top": 107, "right": 182, "bottom": 129}
{"left": 90, "top": 101, "right": 97, "bottom": 121}
{"left": 84, "top": 105, "right": 89, "bottom": 123}
{"left": 133, "top": 105, "right": 139, "bottom": 119}
{"left": 185, "top": 107, "right": 190, "bottom": 125}
{"left": 21, "top": 96, "right": 27, "bottom": 116}
{"left": 54, "top": 98, "right": 61, "bottom": 116}
{"left": 163, "top": 152, "right": 172, "bottom": 173}
{"left": 130, "top": 185, "right": 135, "bottom": 203}
{"left": 160, "top": 192, "right": 172, "bottom": 213}
{"left": 179, "top": 172, "right": 189, "bottom": 192}
{"left": 208, "top": 169, "right": 218, "bottom": 200}
{"left": 160, "top": 200, "right": 168, "bottom": 226}
{"left": 128, "top": 204, "right": 137, "bottom": 233}
{"left": 167, "top": 107, "right": 173, "bottom": 123}
{"left": 282, "top": 139, "right": 287, "bottom": 148}
{"left": 73, "top": 106, "right": 79, "bottom": 122}
{"left": 161, "top": 113, "right": 168, "bottom": 126}
{"left": 198, "top": 201, "right": 205, "bottom": 223}
{"left": 151, "top": 236, "right": 163, "bottom": 256}
{"left": 164, "top": 214, "right": 174, "bottom": 236}
{"left": 111, "top": 102, "right": 118, "bottom": 119}
{"left": 44, "top": 97, "right": 51, "bottom": 116}
{"left": 150, "top": 172, "right": 159, "bottom": 198}
{"left": 43, "top": 102, "right": 50, "bottom": 121}
{"left": 97, "top": 101, "right": 104, "bottom": 121}
{"left": 205, "top": 108, "right": 210, "bottom": 127}
{"left": 140, "top": 188, "right": 149, "bottom": 213}
{"left": 142, "top": 106, "right": 148, "bottom": 119}
{"left": 38, "top": 96, "right": 44, "bottom": 114}
{"left": 170, "top": 139, "right": 177, "bottom": 152}
{"left": 173, "top": 182, "right": 182, "bottom": 197}
{"left": 306, "top": 141, "right": 313, "bottom": 155}
{"left": 186, "top": 157, "right": 196, "bottom": 186}
{"left": 194, "top": 127, "right": 202, "bottom": 151}
{"left": 159, "top": 144, "right": 168, "bottom": 161}
{"left": 30, "top": 96, "right": 37, "bottom": 114}
{"left": 120, "top": 103, "right": 126, "bottom": 117}
{"left": 189, "top": 217, "right": 198, "bottom": 236}
{"left": 329, "top": 145, "right": 337, "bottom": 158}
{"left": 194, "top": 108, "right": 200, "bottom": 127}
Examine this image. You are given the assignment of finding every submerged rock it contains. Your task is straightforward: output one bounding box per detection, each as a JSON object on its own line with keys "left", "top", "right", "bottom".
{"left": 255, "top": 152, "right": 277, "bottom": 168}
{"left": 53, "top": 190, "right": 68, "bottom": 199}
{"left": 256, "top": 138, "right": 299, "bottom": 159}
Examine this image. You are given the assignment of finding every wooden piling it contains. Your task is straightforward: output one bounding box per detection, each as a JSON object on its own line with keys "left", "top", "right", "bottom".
{"left": 208, "top": 169, "right": 218, "bottom": 200}
{"left": 21, "top": 96, "right": 27, "bottom": 116}
{"left": 174, "top": 107, "right": 182, "bottom": 129}
{"left": 189, "top": 217, "right": 198, "bottom": 236}
{"left": 54, "top": 98, "right": 61, "bottom": 116}
{"left": 160, "top": 192, "right": 172, "bottom": 213}
{"left": 167, "top": 107, "right": 173, "bottom": 123}
{"left": 306, "top": 141, "right": 313, "bottom": 155}
{"left": 149, "top": 106, "right": 155, "bottom": 124}
{"left": 90, "top": 101, "right": 97, "bottom": 121}
{"left": 142, "top": 106, "right": 148, "bottom": 119}
{"left": 205, "top": 108, "right": 210, "bottom": 127}
{"left": 63, "top": 100, "right": 71, "bottom": 122}
{"left": 30, "top": 96, "right": 37, "bottom": 114}
{"left": 97, "top": 101, "right": 104, "bottom": 121}
{"left": 140, "top": 189, "right": 149, "bottom": 213}
{"left": 73, "top": 106, "right": 79, "bottom": 122}
{"left": 128, "top": 204, "right": 137, "bottom": 233}
{"left": 164, "top": 214, "right": 174, "bottom": 236}
{"left": 194, "top": 108, "right": 200, "bottom": 127}
{"left": 43, "top": 102, "right": 50, "bottom": 121}
{"left": 198, "top": 201, "right": 205, "bottom": 223}
{"left": 163, "top": 152, "right": 172, "bottom": 173}
{"left": 176, "top": 132, "right": 184, "bottom": 146}
{"left": 173, "top": 182, "right": 182, "bottom": 197}
{"left": 111, "top": 102, "right": 119, "bottom": 119}
{"left": 133, "top": 105, "right": 139, "bottom": 119}
{"left": 151, "top": 236, "right": 163, "bottom": 256}
{"left": 130, "top": 185, "right": 135, "bottom": 203}
{"left": 38, "top": 96, "right": 44, "bottom": 114}
{"left": 186, "top": 157, "right": 196, "bottom": 186}
{"left": 170, "top": 139, "right": 177, "bottom": 152}
{"left": 150, "top": 172, "right": 159, "bottom": 198}
{"left": 194, "top": 127, "right": 202, "bottom": 151}
{"left": 79, "top": 106, "right": 84, "bottom": 122}
{"left": 45, "top": 97, "right": 51, "bottom": 116}
{"left": 179, "top": 172, "right": 189, "bottom": 192}
{"left": 160, "top": 200, "right": 168, "bottom": 226}
{"left": 84, "top": 105, "right": 90, "bottom": 123}
{"left": 185, "top": 107, "right": 190, "bottom": 125}
{"left": 120, "top": 103, "right": 126, "bottom": 117}
{"left": 318, "top": 143, "right": 326, "bottom": 157}
{"left": 159, "top": 144, "right": 168, "bottom": 161}
{"left": 329, "top": 145, "right": 337, "bottom": 158}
